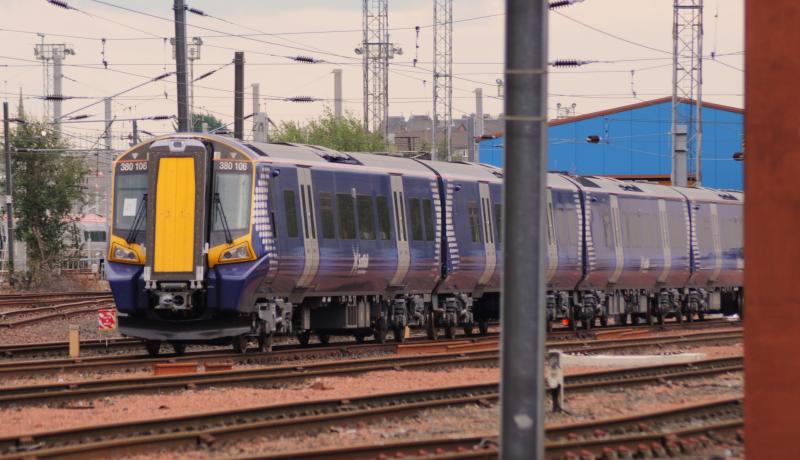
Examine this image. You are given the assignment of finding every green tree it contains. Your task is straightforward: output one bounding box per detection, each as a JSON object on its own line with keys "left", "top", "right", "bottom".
{"left": 172, "top": 112, "right": 225, "bottom": 132}
{"left": 271, "top": 109, "right": 388, "bottom": 152}
{"left": 7, "top": 118, "right": 88, "bottom": 285}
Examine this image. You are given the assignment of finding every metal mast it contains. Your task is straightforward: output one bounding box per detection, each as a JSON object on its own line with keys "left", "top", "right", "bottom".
{"left": 34, "top": 43, "right": 75, "bottom": 130}
{"left": 671, "top": 0, "right": 703, "bottom": 187}
{"left": 432, "top": 0, "right": 453, "bottom": 161}
{"left": 356, "top": 0, "right": 400, "bottom": 138}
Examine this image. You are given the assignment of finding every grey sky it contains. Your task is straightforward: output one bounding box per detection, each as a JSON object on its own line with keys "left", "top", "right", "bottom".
{"left": 0, "top": 0, "right": 743, "bottom": 139}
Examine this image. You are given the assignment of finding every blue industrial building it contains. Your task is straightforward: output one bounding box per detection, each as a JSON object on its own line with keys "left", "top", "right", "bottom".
{"left": 478, "top": 97, "right": 744, "bottom": 190}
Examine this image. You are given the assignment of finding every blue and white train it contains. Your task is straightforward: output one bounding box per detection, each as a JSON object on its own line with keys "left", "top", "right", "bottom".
{"left": 106, "top": 134, "right": 743, "bottom": 355}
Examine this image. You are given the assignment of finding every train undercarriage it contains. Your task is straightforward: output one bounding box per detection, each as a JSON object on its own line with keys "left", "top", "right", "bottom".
{"left": 545, "top": 287, "right": 743, "bottom": 331}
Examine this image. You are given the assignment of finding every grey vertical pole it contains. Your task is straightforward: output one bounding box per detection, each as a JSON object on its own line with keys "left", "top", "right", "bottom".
{"left": 3, "top": 102, "right": 13, "bottom": 276}
{"left": 333, "top": 68, "right": 343, "bottom": 119}
{"left": 467, "top": 114, "right": 475, "bottom": 162}
{"left": 475, "top": 87, "right": 484, "bottom": 137}
{"left": 500, "top": 0, "right": 547, "bottom": 458}
{"left": 173, "top": 0, "right": 190, "bottom": 132}
{"left": 104, "top": 98, "right": 112, "bottom": 151}
{"left": 234, "top": 52, "right": 244, "bottom": 140}
{"left": 53, "top": 53, "right": 63, "bottom": 133}
{"left": 251, "top": 82, "right": 260, "bottom": 140}
{"left": 131, "top": 120, "right": 139, "bottom": 145}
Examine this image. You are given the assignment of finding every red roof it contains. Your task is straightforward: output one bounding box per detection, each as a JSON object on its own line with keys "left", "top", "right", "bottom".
{"left": 549, "top": 97, "right": 743, "bottom": 127}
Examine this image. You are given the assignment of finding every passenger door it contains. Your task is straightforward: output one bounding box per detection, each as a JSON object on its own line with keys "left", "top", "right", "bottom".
{"left": 477, "top": 182, "right": 497, "bottom": 286}
{"left": 296, "top": 167, "right": 319, "bottom": 288}
{"left": 389, "top": 175, "right": 410, "bottom": 286}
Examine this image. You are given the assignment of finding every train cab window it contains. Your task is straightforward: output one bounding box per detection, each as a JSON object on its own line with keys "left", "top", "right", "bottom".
{"left": 422, "top": 199, "right": 435, "bottom": 241}
{"left": 112, "top": 166, "right": 148, "bottom": 243}
{"left": 357, "top": 195, "right": 376, "bottom": 240}
{"left": 495, "top": 204, "right": 503, "bottom": 244}
{"left": 376, "top": 196, "right": 392, "bottom": 240}
{"left": 283, "top": 190, "right": 299, "bottom": 238}
{"left": 408, "top": 198, "right": 424, "bottom": 241}
{"left": 468, "top": 202, "right": 482, "bottom": 243}
{"left": 337, "top": 194, "right": 356, "bottom": 239}
{"left": 319, "top": 192, "right": 336, "bottom": 239}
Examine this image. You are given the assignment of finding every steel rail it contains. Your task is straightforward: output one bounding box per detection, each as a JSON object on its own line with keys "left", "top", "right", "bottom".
{"left": 0, "top": 383, "right": 500, "bottom": 459}
{"left": 0, "top": 334, "right": 501, "bottom": 377}
{"left": 223, "top": 398, "right": 742, "bottom": 460}
{"left": 0, "top": 350, "right": 501, "bottom": 406}
{"left": 0, "top": 327, "right": 737, "bottom": 380}
{"left": 0, "top": 304, "right": 114, "bottom": 328}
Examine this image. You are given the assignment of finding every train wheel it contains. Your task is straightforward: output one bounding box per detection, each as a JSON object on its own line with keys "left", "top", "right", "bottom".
{"left": 393, "top": 326, "right": 406, "bottom": 343}
{"left": 656, "top": 311, "right": 665, "bottom": 326}
{"left": 444, "top": 325, "right": 456, "bottom": 339}
{"left": 232, "top": 335, "right": 248, "bottom": 354}
{"left": 698, "top": 311, "right": 705, "bottom": 321}
{"left": 582, "top": 318, "right": 592, "bottom": 330}
{"left": 145, "top": 340, "right": 161, "bottom": 357}
{"left": 463, "top": 322, "right": 475, "bottom": 337}
{"left": 617, "top": 314, "right": 628, "bottom": 326}
{"left": 685, "top": 311, "right": 694, "bottom": 323}
{"left": 297, "top": 331, "right": 311, "bottom": 346}
{"left": 354, "top": 334, "right": 365, "bottom": 344}
{"left": 170, "top": 342, "right": 186, "bottom": 355}
{"left": 258, "top": 332, "right": 273, "bottom": 352}
{"left": 631, "top": 314, "right": 641, "bottom": 326}
{"left": 478, "top": 320, "right": 489, "bottom": 336}
{"left": 317, "top": 333, "right": 330, "bottom": 345}
{"left": 599, "top": 315, "right": 608, "bottom": 327}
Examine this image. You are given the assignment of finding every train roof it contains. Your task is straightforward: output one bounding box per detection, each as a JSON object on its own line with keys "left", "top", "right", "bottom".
{"left": 575, "top": 175, "right": 687, "bottom": 200}
{"left": 418, "top": 160, "right": 502, "bottom": 184}
{"left": 672, "top": 186, "right": 744, "bottom": 204}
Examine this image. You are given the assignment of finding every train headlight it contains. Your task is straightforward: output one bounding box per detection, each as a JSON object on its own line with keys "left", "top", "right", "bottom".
{"left": 219, "top": 243, "right": 253, "bottom": 264}
{"left": 110, "top": 243, "right": 141, "bottom": 264}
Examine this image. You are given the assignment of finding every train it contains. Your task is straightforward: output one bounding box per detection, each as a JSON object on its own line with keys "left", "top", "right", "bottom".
{"left": 105, "top": 133, "right": 743, "bottom": 356}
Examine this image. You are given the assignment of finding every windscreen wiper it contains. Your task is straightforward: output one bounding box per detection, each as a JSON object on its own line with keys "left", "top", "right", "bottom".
{"left": 214, "top": 192, "right": 234, "bottom": 244}
{"left": 125, "top": 194, "right": 147, "bottom": 244}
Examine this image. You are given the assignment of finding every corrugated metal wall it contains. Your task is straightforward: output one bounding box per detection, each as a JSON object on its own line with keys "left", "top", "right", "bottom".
{"left": 479, "top": 99, "right": 744, "bottom": 190}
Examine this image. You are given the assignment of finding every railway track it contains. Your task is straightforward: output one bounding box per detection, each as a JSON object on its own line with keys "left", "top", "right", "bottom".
{"left": 0, "top": 327, "right": 741, "bottom": 379}
{"left": 0, "top": 292, "right": 112, "bottom": 308}
{"left": 0, "top": 300, "right": 114, "bottom": 328}
{"left": 232, "top": 398, "right": 741, "bottom": 460}
{"left": 0, "top": 358, "right": 743, "bottom": 459}
{"left": 0, "top": 335, "right": 499, "bottom": 379}
{"left": 0, "top": 316, "right": 740, "bottom": 361}
{"left": 0, "top": 335, "right": 743, "bottom": 407}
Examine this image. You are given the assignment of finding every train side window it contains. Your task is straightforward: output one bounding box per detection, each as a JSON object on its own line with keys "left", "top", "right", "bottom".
{"left": 283, "top": 190, "right": 299, "bottom": 238}
{"left": 376, "top": 196, "right": 392, "bottom": 240}
{"left": 336, "top": 194, "right": 356, "bottom": 239}
{"left": 408, "top": 198, "right": 424, "bottom": 241}
{"left": 357, "top": 195, "right": 376, "bottom": 240}
{"left": 299, "top": 186, "right": 310, "bottom": 239}
{"left": 393, "top": 191, "right": 407, "bottom": 241}
{"left": 319, "top": 192, "right": 336, "bottom": 239}
{"left": 495, "top": 203, "right": 503, "bottom": 244}
{"left": 468, "top": 202, "right": 482, "bottom": 243}
{"left": 422, "top": 199, "right": 435, "bottom": 241}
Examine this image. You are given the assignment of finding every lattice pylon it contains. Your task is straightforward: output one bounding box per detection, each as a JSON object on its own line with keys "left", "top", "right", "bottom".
{"left": 432, "top": 0, "right": 453, "bottom": 161}
{"left": 359, "top": 0, "right": 390, "bottom": 138}
{"left": 671, "top": 0, "right": 703, "bottom": 186}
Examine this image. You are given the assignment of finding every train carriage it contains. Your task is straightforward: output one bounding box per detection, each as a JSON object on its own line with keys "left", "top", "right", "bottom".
{"left": 543, "top": 174, "right": 584, "bottom": 326}
{"left": 572, "top": 177, "right": 694, "bottom": 326}
{"left": 674, "top": 186, "right": 744, "bottom": 316}
{"left": 106, "top": 133, "right": 744, "bottom": 354}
